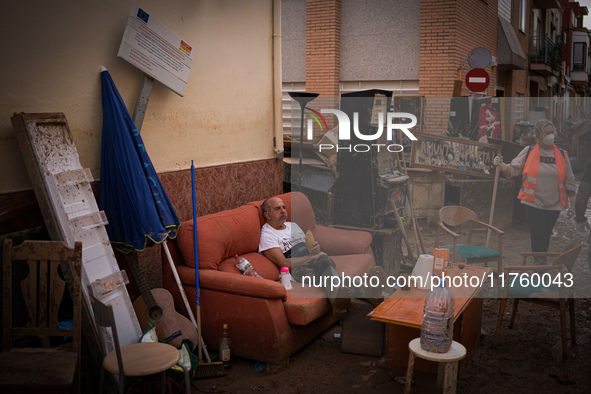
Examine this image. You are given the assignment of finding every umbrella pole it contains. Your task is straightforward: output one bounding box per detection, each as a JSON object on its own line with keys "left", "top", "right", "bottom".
{"left": 162, "top": 241, "right": 211, "bottom": 362}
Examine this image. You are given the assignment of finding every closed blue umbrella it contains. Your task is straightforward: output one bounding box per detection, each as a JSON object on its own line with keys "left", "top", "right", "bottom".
{"left": 98, "top": 67, "right": 209, "bottom": 359}
{"left": 99, "top": 67, "right": 179, "bottom": 253}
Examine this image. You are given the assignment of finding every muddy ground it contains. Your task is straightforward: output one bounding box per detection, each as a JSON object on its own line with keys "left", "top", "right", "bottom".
{"left": 190, "top": 208, "right": 591, "bottom": 394}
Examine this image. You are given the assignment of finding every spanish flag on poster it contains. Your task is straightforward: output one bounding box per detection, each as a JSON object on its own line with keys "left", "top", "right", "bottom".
{"left": 180, "top": 40, "right": 192, "bottom": 56}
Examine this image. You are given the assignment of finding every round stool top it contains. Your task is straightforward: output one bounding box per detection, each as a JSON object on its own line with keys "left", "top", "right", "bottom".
{"left": 103, "top": 342, "right": 180, "bottom": 376}
{"left": 408, "top": 338, "right": 467, "bottom": 362}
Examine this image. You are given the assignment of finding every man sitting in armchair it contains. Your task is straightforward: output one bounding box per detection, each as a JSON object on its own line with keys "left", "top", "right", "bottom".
{"left": 258, "top": 195, "right": 385, "bottom": 319}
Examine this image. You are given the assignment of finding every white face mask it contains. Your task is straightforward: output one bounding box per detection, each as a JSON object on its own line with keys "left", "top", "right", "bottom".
{"left": 542, "top": 133, "right": 555, "bottom": 145}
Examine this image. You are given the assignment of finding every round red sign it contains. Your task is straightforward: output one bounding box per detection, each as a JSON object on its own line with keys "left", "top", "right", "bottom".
{"left": 465, "top": 68, "right": 490, "bottom": 92}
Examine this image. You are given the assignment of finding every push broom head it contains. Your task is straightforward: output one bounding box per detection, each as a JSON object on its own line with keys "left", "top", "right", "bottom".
{"left": 194, "top": 361, "right": 226, "bottom": 379}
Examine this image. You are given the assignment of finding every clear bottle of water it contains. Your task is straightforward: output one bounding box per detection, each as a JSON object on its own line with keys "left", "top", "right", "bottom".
{"left": 219, "top": 323, "right": 231, "bottom": 369}
{"left": 234, "top": 254, "right": 263, "bottom": 278}
{"left": 420, "top": 275, "right": 455, "bottom": 353}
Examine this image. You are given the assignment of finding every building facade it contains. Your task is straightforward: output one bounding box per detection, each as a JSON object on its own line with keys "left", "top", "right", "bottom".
{"left": 282, "top": 0, "right": 591, "bottom": 141}
{"left": 0, "top": 0, "right": 284, "bottom": 285}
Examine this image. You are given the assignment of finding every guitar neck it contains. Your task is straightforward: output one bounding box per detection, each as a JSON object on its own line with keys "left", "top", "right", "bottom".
{"left": 125, "top": 253, "right": 158, "bottom": 310}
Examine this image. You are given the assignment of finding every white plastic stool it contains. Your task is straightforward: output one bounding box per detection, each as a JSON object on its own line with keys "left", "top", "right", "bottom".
{"left": 404, "top": 338, "right": 467, "bottom": 394}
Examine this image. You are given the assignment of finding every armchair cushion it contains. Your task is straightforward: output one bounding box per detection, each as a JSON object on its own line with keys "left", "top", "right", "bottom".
{"left": 312, "top": 225, "right": 373, "bottom": 256}
{"left": 442, "top": 244, "right": 500, "bottom": 259}
{"left": 217, "top": 251, "right": 280, "bottom": 281}
{"left": 175, "top": 267, "right": 287, "bottom": 300}
{"left": 177, "top": 205, "right": 261, "bottom": 269}
{"left": 332, "top": 254, "right": 376, "bottom": 278}
{"left": 283, "top": 284, "right": 332, "bottom": 325}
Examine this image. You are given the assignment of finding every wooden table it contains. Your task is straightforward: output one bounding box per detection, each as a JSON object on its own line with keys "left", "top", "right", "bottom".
{"left": 369, "top": 265, "right": 492, "bottom": 374}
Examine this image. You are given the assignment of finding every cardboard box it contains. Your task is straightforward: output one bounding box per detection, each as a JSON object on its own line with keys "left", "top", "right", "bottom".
{"left": 341, "top": 299, "right": 385, "bottom": 357}
{"left": 432, "top": 248, "right": 450, "bottom": 278}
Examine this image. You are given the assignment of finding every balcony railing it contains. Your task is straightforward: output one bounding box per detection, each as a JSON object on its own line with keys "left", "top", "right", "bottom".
{"left": 530, "top": 36, "right": 562, "bottom": 70}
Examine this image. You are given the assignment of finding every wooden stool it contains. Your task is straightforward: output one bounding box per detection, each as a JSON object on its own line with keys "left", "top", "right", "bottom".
{"left": 404, "top": 338, "right": 467, "bottom": 394}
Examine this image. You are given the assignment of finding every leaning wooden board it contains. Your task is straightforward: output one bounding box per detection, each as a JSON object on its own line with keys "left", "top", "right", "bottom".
{"left": 11, "top": 112, "right": 142, "bottom": 348}
{"left": 410, "top": 132, "right": 501, "bottom": 179}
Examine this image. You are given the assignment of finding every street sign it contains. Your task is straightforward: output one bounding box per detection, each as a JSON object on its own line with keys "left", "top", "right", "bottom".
{"left": 467, "top": 47, "right": 491, "bottom": 69}
{"left": 465, "top": 68, "right": 489, "bottom": 92}
{"left": 118, "top": 5, "right": 194, "bottom": 97}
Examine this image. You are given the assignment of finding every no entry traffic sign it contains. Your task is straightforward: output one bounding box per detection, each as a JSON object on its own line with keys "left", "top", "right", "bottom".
{"left": 465, "top": 68, "right": 489, "bottom": 92}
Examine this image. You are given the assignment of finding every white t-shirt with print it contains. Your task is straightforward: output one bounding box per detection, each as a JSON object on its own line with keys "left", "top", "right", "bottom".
{"left": 258, "top": 222, "right": 306, "bottom": 254}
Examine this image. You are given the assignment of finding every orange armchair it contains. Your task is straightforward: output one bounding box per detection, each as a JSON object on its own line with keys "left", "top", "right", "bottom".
{"left": 162, "top": 192, "right": 376, "bottom": 365}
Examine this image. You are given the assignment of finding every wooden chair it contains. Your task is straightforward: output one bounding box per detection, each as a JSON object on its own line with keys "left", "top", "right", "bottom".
{"left": 89, "top": 294, "right": 191, "bottom": 394}
{"left": 0, "top": 239, "right": 82, "bottom": 393}
{"left": 494, "top": 241, "right": 582, "bottom": 360}
{"left": 435, "top": 206, "right": 504, "bottom": 273}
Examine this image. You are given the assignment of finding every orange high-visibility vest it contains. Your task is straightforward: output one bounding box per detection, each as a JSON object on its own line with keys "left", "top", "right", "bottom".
{"left": 518, "top": 144, "right": 568, "bottom": 207}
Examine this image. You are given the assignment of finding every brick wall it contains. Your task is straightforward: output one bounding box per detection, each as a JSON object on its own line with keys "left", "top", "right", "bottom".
{"left": 420, "top": 0, "right": 501, "bottom": 133}
{"left": 302, "top": 0, "right": 532, "bottom": 139}
{"left": 306, "top": 0, "right": 341, "bottom": 99}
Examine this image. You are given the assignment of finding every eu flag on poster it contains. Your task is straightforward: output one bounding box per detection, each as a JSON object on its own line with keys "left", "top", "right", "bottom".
{"left": 137, "top": 8, "right": 149, "bottom": 23}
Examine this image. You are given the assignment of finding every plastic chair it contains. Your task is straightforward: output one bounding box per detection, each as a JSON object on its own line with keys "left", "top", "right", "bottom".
{"left": 494, "top": 242, "right": 582, "bottom": 359}
{"left": 436, "top": 206, "right": 504, "bottom": 273}
{"left": 0, "top": 239, "right": 82, "bottom": 393}
{"left": 89, "top": 294, "right": 191, "bottom": 393}
{"left": 404, "top": 338, "right": 466, "bottom": 394}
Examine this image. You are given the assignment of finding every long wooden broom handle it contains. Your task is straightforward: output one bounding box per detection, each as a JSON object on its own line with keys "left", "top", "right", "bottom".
{"left": 486, "top": 165, "right": 500, "bottom": 249}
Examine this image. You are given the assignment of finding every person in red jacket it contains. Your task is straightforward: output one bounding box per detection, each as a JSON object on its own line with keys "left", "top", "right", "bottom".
{"left": 493, "top": 119, "right": 576, "bottom": 258}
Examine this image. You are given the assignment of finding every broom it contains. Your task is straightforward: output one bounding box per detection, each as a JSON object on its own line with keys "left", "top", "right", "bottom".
{"left": 191, "top": 160, "right": 225, "bottom": 378}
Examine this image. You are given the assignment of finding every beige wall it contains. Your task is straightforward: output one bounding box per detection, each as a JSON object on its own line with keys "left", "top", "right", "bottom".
{"left": 0, "top": 0, "right": 277, "bottom": 193}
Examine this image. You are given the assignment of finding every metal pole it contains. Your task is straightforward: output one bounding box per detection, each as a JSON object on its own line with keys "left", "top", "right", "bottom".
{"left": 132, "top": 74, "right": 154, "bottom": 132}
{"left": 299, "top": 109, "right": 305, "bottom": 188}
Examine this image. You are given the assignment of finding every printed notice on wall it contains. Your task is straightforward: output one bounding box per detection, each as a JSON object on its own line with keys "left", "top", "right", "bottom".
{"left": 118, "top": 4, "right": 194, "bottom": 96}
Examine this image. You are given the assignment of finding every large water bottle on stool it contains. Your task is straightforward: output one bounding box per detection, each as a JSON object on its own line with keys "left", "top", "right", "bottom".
{"left": 420, "top": 274, "right": 455, "bottom": 353}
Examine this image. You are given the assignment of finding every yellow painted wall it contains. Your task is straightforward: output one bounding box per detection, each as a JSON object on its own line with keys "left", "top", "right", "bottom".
{"left": 0, "top": 0, "right": 276, "bottom": 193}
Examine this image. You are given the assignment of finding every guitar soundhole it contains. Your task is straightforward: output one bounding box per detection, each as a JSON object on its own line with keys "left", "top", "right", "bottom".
{"left": 147, "top": 304, "right": 165, "bottom": 323}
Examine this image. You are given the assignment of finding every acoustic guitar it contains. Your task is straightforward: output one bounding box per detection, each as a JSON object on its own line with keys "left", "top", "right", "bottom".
{"left": 125, "top": 253, "right": 198, "bottom": 350}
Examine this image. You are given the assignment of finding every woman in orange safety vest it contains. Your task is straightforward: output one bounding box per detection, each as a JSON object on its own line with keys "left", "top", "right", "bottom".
{"left": 493, "top": 119, "right": 575, "bottom": 259}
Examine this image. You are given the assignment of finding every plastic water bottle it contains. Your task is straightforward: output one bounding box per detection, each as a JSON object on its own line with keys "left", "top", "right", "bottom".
{"left": 420, "top": 274, "right": 455, "bottom": 353}
{"left": 218, "top": 323, "right": 231, "bottom": 369}
{"left": 234, "top": 254, "right": 263, "bottom": 278}
{"left": 280, "top": 267, "right": 292, "bottom": 290}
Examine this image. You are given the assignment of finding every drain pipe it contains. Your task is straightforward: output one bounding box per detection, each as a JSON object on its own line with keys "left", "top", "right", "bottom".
{"left": 272, "top": 0, "right": 284, "bottom": 158}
